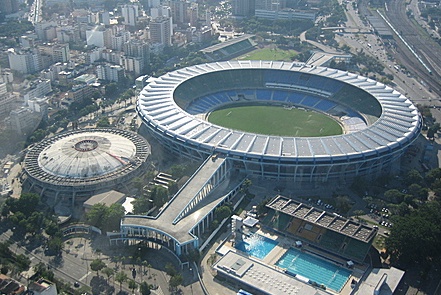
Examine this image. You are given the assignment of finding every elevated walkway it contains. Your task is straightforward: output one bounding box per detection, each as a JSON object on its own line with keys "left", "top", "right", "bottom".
{"left": 120, "top": 155, "right": 246, "bottom": 254}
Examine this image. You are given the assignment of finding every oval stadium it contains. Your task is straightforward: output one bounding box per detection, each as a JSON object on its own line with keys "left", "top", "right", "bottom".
{"left": 137, "top": 60, "right": 422, "bottom": 182}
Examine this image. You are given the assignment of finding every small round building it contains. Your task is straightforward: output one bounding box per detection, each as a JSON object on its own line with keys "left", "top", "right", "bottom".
{"left": 137, "top": 61, "right": 422, "bottom": 183}
{"left": 23, "top": 128, "right": 150, "bottom": 203}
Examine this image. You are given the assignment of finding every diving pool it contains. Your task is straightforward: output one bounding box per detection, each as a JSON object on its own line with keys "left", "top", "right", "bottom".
{"left": 235, "top": 234, "right": 278, "bottom": 259}
{"left": 276, "top": 247, "right": 351, "bottom": 291}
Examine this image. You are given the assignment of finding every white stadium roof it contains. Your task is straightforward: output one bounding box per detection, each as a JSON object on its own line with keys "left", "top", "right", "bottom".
{"left": 137, "top": 61, "right": 420, "bottom": 162}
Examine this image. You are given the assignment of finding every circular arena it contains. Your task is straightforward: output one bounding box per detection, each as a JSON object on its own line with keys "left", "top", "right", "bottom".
{"left": 137, "top": 61, "right": 422, "bottom": 182}
{"left": 24, "top": 128, "right": 150, "bottom": 201}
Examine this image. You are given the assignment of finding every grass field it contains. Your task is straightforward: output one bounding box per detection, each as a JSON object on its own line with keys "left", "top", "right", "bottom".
{"left": 237, "top": 47, "right": 297, "bottom": 61}
{"left": 208, "top": 105, "right": 343, "bottom": 137}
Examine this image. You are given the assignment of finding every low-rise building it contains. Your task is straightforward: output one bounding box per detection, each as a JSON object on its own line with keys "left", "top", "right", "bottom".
{"left": 28, "top": 278, "right": 58, "bottom": 295}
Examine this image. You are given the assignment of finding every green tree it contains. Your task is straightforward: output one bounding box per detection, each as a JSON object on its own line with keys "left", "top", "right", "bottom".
{"left": 105, "top": 203, "right": 125, "bottom": 232}
{"left": 150, "top": 185, "right": 169, "bottom": 208}
{"left": 86, "top": 203, "right": 108, "bottom": 228}
{"left": 384, "top": 189, "right": 405, "bottom": 204}
{"left": 90, "top": 259, "right": 106, "bottom": 276}
{"left": 46, "top": 236, "right": 64, "bottom": 254}
{"left": 404, "top": 169, "right": 423, "bottom": 185}
{"left": 215, "top": 205, "right": 232, "bottom": 221}
{"left": 165, "top": 263, "right": 177, "bottom": 276}
{"left": 385, "top": 201, "right": 441, "bottom": 265}
{"left": 128, "top": 279, "right": 137, "bottom": 294}
{"left": 169, "top": 274, "right": 183, "bottom": 291}
{"left": 96, "top": 117, "right": 111, "bottom": 127}
{"left": 115, "top": 271, "right": 128, "bottom": 291}
{"left": 139, "top": 281, "right": 151, "bottom": 295}
{"left": 102, "top": 267, "right": 114, "bottom": 283}
{"left": 352, "top": 210, "right": 365, "bottom": 219}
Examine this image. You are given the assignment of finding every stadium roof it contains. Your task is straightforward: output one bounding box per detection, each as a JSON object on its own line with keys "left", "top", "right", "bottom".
{"left": 137, "top": 61, "right": 420, "bottom": 161}
{"left": 267, "top": 195, "right": 377, "bottom": 242}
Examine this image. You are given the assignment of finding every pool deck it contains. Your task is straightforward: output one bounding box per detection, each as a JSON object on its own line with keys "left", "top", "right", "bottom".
{"left": 216, "top": 227, "right": 369, "bottom": 295}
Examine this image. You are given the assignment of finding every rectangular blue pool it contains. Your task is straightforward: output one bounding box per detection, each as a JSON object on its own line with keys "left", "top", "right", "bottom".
{"left": 276, "top": 247, "right": 351, "bottom": 291}
{"left": 235, "top": 234, "right": 278, "bottom": 259}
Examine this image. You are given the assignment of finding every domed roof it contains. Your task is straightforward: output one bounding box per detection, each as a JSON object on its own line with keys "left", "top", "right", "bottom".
{"left": 24, "top": 128, "right": 150, "bottom": 189}
{"left": 38, "top": 131, "right": 136, "bottom": 178}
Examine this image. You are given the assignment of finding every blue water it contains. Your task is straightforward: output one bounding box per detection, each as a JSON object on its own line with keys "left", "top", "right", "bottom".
{"left": 276, "top": 248, "right": 351, "bottom": 291}
{"left": 235, "top": 234, "right": 278, "bottom": 259}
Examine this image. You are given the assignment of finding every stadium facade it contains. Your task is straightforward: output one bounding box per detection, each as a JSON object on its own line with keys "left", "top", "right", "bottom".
{"left": 137, "top": 60, "right": 422, "bottom": 182}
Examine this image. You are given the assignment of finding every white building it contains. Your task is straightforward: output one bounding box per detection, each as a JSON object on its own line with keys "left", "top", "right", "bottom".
{"left": 8, "top": 107, "right": 41, "bottom": 135}
{"left": 254, "top": 9, "right": 316, "bottom": 21}
{"left": 28, "top": 97, "right": 49, "bottom": 115}
{"left": 7, "top": 48, "right": 41, "bottom": 74}
{"left": 150, "top": 5, "right": 172, "bottom": 19}
{"left": 23, "top": 79, "right": 52, "bottom": 103}
{"left": 121, "top": 4, "right": 139, "bottom": 27}
{"left": 120, "top": 55, "right": 144, "bottom": 76}
{"left": 97, "top": 64, "right": 125, "bottom": 82}
{"left": 86, "top": 26, "right": 111, "bottom": 48}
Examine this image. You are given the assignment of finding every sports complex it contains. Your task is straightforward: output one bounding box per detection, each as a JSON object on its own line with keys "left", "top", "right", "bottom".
{"left": 137, "top": 60, "right": 422, "bottom": 182}
{"left": 118, "top": 61, "right": 416, "bottom": 293}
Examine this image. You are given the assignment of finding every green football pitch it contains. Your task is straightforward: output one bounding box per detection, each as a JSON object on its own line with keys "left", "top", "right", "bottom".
{"left": 208, "top": 105, "right": 343, "bottom": 137}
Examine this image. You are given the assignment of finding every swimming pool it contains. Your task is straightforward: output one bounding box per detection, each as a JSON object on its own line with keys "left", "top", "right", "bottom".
{"left": 235, "top": 234, "right": 278, "bottom": 259}
{"left": 276, "top": 247, "right": 351, "bottom": 291}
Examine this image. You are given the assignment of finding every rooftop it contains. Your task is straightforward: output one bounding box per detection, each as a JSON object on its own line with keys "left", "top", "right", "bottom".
{"left": 267, "top": 195, "right": 377, "bottom": 242}
{"left": 84, "top": 190, "right": 125, "bottom": 208}
{"left": 213, "top": 251, "right": 328, "bottom": 295}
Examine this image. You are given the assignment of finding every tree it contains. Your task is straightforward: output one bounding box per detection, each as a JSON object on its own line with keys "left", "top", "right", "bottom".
{"left": 86, "top": 203, "right": 108, "bottom": 228}
{"left": 128, "top": 279, "right": 137, "bottom": 294}
{"left": 385, "top": 201, "right": 441, "bottom": 266}
{"left": 102, "top": 267, "right": 114, "bottom": 283}
{"left": 215, "top": 205, "right": 232, "bottom": 221}
{"left": 139, "top": 281, "right": 151, "bottom": 295}
{"left": 90, "top": 259, "right": 106, "bottom": 276}
{"left": 105, "top": 204, "right": 125, "bottom": 232}
{"left": 150, "top": 185, "right": 169, "bottom": 207}
{"left": 96, "top": 117, "right": 111, "bottom": 127}
{"left": 384, "top": 189, "right": 405, "bottom": 204}
{"left": 169, "top": 274, "right": 183, "bottom": 291}
{"left": 46, "top": 236, "right": 64, "bottom": 254}
{"left": 115, "top": 271, "right": 128, "bottom": 291}
{"left": 335, "top": 195, "right": 352, "bottom": 214}
{"left": 352, "top": 210, "right": 365, "bottom": 219}
{"left": 404, "top": 169, "right": 423, "bottom": 185}
{"left": 165, "top": 263, "right": 177, "bottom": 276}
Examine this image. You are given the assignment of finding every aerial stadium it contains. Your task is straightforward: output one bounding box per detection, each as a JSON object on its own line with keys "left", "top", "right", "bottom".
{"left": 23, "top": 128, "right": 150, "bottom": 203}
{"left": 136, "top": 60, "right": 422, "bottom": 182}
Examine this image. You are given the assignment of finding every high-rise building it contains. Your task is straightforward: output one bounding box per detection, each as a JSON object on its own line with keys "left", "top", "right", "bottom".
{"left": 150, "top": 17, "right": 173, "bottom": 46}
{"left": 98, "top": 11, "right": 111, "bottom": 25}
{"left": 0, "top": 0, "right": 19, "bottom": 14}
{"left": 231, "top": 0, "right": 255, "bottom": 17}
{"left": 122, "top": 39, "right": 150, "bottom": 75}
{"left": 168, "top": 0, "right": 189, "bottom": 25}
{"left": 7, "top": 49, "right": 41, "bottom": 74}
{"left": 111, "top": 32, "right": 131, "bottom": 51}
{"left": 85, "top": 26, "right": 112, "bottom": 48}
{"left": 97, "top": 64, "right": 125, "bottom": 82}
{"left": 121, "top": 4, "right": 139, "bottom": 27}
{"left": 150, "top": 5, "right": 172, "bottom": 19}
{"left": 38, "top": 43, "right": 71, "bottom": 63}
{"left": 188, "top": 3, "right": 198, "bottom": 27}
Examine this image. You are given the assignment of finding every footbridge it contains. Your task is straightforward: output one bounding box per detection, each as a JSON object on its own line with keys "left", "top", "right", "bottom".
{"left": 114, "top": 155, "right": 246, "bottom": 256}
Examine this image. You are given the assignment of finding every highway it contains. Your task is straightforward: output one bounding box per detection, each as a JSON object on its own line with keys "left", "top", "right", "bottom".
{"left": 359, "top": 0, "right": 441, "bottom": 97}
